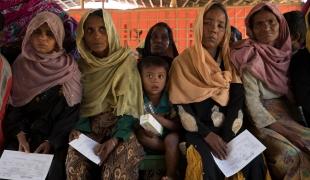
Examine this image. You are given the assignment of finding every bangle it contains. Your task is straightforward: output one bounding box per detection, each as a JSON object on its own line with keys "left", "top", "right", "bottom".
{"left": 111, "top": 139, "right": 117, "bottom": 147}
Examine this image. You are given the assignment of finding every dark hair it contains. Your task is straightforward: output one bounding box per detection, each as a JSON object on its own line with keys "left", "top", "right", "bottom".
{"left": 249, "top": 6, "right": 279, "bottom": 29}
{"left": 206, "top": 3, "right": 228, "bottom": 28}
{"left": 0, "top": 12, "right": 4, "bottom": 31}
{"left": 89, "top": 9, "right": 103, "bottom": 18}
{"left": 284, "top": 11, "right": 306, "bottom": 43}
{"left": 230, "top": 26, "right": 242, "bottom": 42}
{"left": 138, "top": 56, "right": 170, "bottom": 74}
{"left": 142, "top": 22, "right": 178, "bottom": 58}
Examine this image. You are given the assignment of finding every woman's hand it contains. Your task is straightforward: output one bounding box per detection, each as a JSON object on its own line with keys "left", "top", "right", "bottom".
{"left": 204, "top": 132, "right": 227, "bottom": 160}
{"left": 17, "top": 131, "right": 30, "bottom": 153}
{"left": 34, "top": 141, "right": 51, "bottom": 154}
{"left": 69, "top": 129, "right": 81, "bottom": 140}
{"left": 95, "top": 138, "right": 119, "bottom": 162}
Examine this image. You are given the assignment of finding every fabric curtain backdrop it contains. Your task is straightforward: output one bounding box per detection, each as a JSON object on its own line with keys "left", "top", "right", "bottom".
{"left": 0, "top": 0, "right": 77, "bottom": 52}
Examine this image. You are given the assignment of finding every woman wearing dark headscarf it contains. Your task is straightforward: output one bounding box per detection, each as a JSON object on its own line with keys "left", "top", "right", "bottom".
{"left": 137, "top": 22, "right": 178, "bottom": 62}
{"left": 65, "top": 9, "right": 144, "bottom": 179}
{"left": 231, "top": 2, "right": 310, "bottom": 179}
{"left": 3, "top": 11, "right": 81, "bottom": 180}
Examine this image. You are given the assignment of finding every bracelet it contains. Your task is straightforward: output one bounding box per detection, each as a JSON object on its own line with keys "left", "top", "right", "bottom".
{"left": 111, "top": 139, "right": 117, "bottom": 147}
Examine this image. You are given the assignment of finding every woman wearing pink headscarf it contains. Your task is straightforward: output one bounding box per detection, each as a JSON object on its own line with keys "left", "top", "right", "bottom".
{"left": 231, "top": 2, "right": 310, "bottom": 179}
{"left": 3, "top": 11, "right": 81, "bottom": 180}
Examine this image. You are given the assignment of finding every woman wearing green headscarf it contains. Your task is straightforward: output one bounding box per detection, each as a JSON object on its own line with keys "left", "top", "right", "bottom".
{"left": 65, "top": 9, "right": 144, "bottom": 179}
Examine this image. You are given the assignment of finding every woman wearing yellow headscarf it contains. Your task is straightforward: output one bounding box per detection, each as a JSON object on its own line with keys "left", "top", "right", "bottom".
{"left": 168, "top": 1, "right": 269, "bottom": 179}
{"left": 65, "top": 9, "right": 144, "bottom": 179}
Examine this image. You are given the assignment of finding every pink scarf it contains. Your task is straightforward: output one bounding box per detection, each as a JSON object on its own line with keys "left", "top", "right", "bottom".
{"left": 10, "top": 11, "right": 81, "bottom": 107}
{"left": 231, "top": 2, "right": 291, "bottom": 96}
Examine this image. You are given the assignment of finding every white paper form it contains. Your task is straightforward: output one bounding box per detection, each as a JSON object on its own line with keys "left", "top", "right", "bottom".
{"left": 69, "top": 133, "right": 101, "bottom": 165}
{"left": 212, "top": 130, "right": 266, "bottom": 177}
{"left": 0, "top": 150, "right": 53, "bottom": 180}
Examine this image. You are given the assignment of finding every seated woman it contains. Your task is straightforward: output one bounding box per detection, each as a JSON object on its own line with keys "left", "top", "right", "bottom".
{"left": 168, "top": 1, "right": 268, "bottom": 179}
{"left": 231, "top": 2, "right": 310, "bottom": 179}
{"left": 65, "top": 9, "right": 144, "bottom": 180}
{"left": 290, "top": 8, "right": 310, "bottom": 127}
{"left": 137, "top": 22, "right": 178, "bottom": 62}
{"left": 3, "top": 11, "right": 81, "bottom": 180}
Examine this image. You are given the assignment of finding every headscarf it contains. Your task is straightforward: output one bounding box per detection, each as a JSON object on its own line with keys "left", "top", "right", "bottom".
{"left": 0, "top": 0, "right": 77, "bottom": 53}
{"left": 168, "top": 1, "right": 241, "bottom": 106}
{"left": 141, "top": 22, "right": 179, "bottom": 59}
{"left": 230, "top": 2, "right": 291, "bottom": 96}
{"left": 10, "top": 11, "right": 81, "bottom": 107}
{"left": 77, "top": 9, "right": 144, "bottom": 118}
{"left": 306, "top": 7, "right": 310, "bottom": 52}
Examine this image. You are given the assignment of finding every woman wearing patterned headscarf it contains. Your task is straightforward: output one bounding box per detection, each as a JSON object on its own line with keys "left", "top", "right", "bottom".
{"left": 168, "top": 1, "right": 268, "bottom": 179}
{"left": 65, "top": 9, "right": 144, "bottom": 180}
{"left": 231, "top": 2, "right": 310, "bottom": 179}
{"left": 3, "top": 11, "right": 81, "bottom": 180}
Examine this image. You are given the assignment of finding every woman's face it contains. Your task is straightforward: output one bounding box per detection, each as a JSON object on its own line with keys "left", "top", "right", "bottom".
{"left": 83, "top": 15, "right": 109, "bottom": 58}
{"left": 30, "top": 23, "right": 57, "bottom": 54}
{"left": 150, "top": 26, "right": 170, "bottom": 56}
{"left": 202, "top": 7, "right": 226, "bottom": 55}
{"left": 252, "top": 10, "right": 279, "bottom": 46}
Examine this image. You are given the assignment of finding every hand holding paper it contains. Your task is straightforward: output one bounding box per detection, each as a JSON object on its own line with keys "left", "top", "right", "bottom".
{"left": 212, "top": 130, "right": 266, "bottom": 177}
{"left": 69, "top": 134, "right": 101, "bottom": 165}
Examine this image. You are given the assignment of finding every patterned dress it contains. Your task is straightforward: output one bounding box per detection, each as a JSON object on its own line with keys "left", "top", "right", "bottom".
{"left": 242, "top": 70, "right": 310, "bottom": 180}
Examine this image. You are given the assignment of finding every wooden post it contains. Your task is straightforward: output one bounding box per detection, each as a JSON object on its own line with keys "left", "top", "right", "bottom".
{"left": 102, "top": 0, "right": 105, "bottom": 9}
{"left": 81, "top": 0, "right": 84, "bottom": 9}
{"left": 170, "top": 0, "right": 177, "bottom": 7}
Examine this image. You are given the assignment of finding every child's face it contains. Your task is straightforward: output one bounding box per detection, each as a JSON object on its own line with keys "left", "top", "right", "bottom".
{"left": 30, "top": 23, "right": 57, "bottom": 54}
{"left": 141, "top": 66, "right": 167, "bottom": 96}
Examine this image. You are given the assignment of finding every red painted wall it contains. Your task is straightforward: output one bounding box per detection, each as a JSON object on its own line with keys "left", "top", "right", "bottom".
{"left": 68, "top": 4, "right": 301, "bottom": 52}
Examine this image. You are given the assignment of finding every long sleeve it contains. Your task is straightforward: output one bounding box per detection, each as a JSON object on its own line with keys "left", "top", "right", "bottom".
{"left": 48, "top": 102, "right": 80, "bottom": 150}
{"left": 113, "top": 115, "right": 136, "bottom": 141}
{"left": 242, "top": 71, "right": 277, "bottom": 128}
{"left": 221, "top": 83, "right": 244, "bottom": 141}
{"left": 3, "top": 105, "right": 28, "bottom": 141}
{"left": 181, "top": 103, "right": 215, "bottom": 138}
{"left": 290, "top": 49, "right": 310, "bottom": 123}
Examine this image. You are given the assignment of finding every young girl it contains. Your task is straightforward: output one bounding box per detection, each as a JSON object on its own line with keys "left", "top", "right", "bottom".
{"left": 4, "top": 11, "right": 81, "bottom": 180}
{"left": 137, "top": 56, "right": 180, "bottom": 180}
